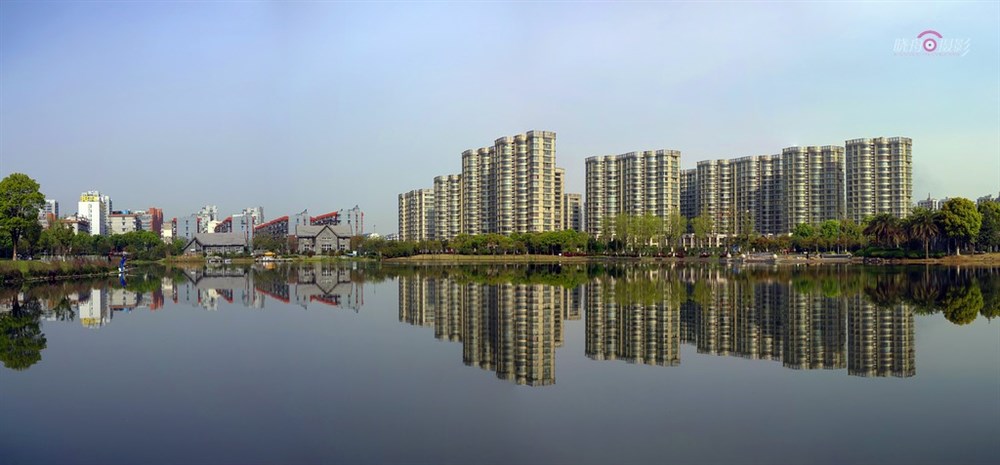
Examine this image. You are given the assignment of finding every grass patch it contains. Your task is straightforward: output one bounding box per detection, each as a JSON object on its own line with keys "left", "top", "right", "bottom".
{"left": 0, "top": 259, "right": 119, "bottom": 284}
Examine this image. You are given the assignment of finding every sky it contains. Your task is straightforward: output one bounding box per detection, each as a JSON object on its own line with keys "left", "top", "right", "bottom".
{"left": 1, "top": 1, "right": 998, "bottom": 234}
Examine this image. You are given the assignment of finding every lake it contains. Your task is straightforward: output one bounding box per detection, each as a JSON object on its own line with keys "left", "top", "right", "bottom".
{"left": 1, "top": 263, "right": 998, "bottom": 464}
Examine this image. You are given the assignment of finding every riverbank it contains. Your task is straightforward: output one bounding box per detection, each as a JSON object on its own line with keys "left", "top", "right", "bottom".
{"left": 384, "top": 253, "right": 1000, "bottom": 266}
{"left": 0, "top": 260, "right": 121, "bottom": 285}
{"left": 879, "top": 253, "right": 1000, "bottom": 265}
{"left": 385, "top": 254, "right": 593, "bottom": 264}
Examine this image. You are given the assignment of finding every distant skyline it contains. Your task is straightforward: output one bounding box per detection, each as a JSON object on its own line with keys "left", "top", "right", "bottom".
{"left": 2, "top": 1, "right": 998, "bottom": 234}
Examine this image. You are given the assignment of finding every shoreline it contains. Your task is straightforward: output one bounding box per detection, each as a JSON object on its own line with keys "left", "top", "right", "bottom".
{"left": 385, "top": 253, "right": 1000, "bottom": 266}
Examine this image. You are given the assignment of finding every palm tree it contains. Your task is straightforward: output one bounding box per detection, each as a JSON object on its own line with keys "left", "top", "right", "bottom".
{"left": 906, "top": 208, "right": 941, "bottom": 259}
{"left": 864, "top": 214, "right": 902, "bottom": 248}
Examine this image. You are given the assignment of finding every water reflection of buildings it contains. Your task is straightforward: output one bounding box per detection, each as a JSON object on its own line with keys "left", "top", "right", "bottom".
{"left": 175, "top": 265, "right": 364, "bottom": 312}
{"left": 398, "top": 275, "right": 585, "bottom": 386}
{"left": 676, "top": 278, "right": 847, "bottom": 370}
{"left": 399, "top": 271, "right": 916, "bottom": 383}
{"left": 3, "top": 265, "right": 366, "bottom": 331}
{"left": 583, "top": 269, "right": 914, "bottom": 378}
{"left": 847, "top": 296, "right": 915, "bottom": 377}
{"left": 585, "top": 276, "right": 680, "bottom": 367}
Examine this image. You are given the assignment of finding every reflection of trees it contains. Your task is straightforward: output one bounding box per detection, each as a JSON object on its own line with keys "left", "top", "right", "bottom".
{"left": 981, "top": 280, "right": 1000, "bottom": 321}
{"left": 858, "top": 267, "right": 999, "bottom": 326}
{"left": 0, "top": 297, "right": 47, "bottom": 371}
{"left": 374, "top": 263, "right": 592, "bottom": 288}
{"left": 941, "top": 284, "right": 983, "bottom": 325}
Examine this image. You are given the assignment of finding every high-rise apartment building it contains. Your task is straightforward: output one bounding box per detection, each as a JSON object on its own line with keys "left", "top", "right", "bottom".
{"left": 244, "top": 206, "right": 264, "bottom": 225}
{"left": 563, "top": 193, "right": 583, "bottom": 232}
{"left": 585, "top": 155, "right": 621, "bottom": 236}
{"left": 78, "top": 191, "right": 109, "bottom": 235}
{"left": 459, "top": 130, "right": 558, "bottom": 235}
{"left": 39, "top": 199, "right": 59, "bottom": 224}
{"left": 460, "top": 147, "right": 489, "bottom": 236}
{"left": 846, "top": 137, "right": 913, "bottom": 222}
{"left": 585, "top": 150, "right": 680, "bottom": 237}
{"left": 196, "top": 205, "right": 218, "bottom": 234}
{"left": 433, "top": 174, "right": 462, "bottom": 241}
{"left": 780, "top": 145, "right": 845, "bottom": 232}
{"left": 398, "top": 188, "right": 435, "bottom": 241}
{"left": 696, "top": 159, "right": 734, "bottom": 234}
{"left": 177, "top": 214, "right": 199, "bottom": 241}
{"left": 732, "top": 155, "right": 783, "bottom": 235}
{"left": 554, "top": 168, "right": 565, "bottom": 231}
{"left": 143, "top": 207, "right": 163, "bottom": 236}
{"left": 679, "top": 169, "right": 698, "bottom": 220}
{"left": 677, "top": 138, "right": 909, "bottom": 236}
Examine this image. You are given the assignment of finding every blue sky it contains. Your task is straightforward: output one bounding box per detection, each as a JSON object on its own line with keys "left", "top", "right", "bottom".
{"left": 1, "top": 1, "right": 997, "bottom": 233}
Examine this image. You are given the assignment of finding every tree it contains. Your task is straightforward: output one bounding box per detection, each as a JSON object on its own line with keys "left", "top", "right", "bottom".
{"left": 691, "top": 210, "right": 713, "bottom": 249}
{"left": 864, "top": 214, "right": 902, "bottom": 249}
{"left": 977, "top": 201, "right": 1000, "bottom": 253}
{"left": 613, "top": 214, "right": 632, "bottom": 252}
{"left": 838, "top": 219, "right": 865, "bottom": 251}
{"left": 735, "top": 211, "right": 755, "bottom": 251}
{"left": 0, "top": 297, "right": 47, "bottom": 371}
{"left": 905, "top": 208, "right": 941, "bottom": 259}
{"left": 252, "top": 234, "right": 287, "bottom": 254}
{"left": 792, "top": 223, "right": 817, "bottom": 252}
{"left": 938, "top": 198, "right": 982, "bottom": 255}
{"left": 818, "top": 220, "right": 840, "bottom": 251}
{"left": 636, "top": 213, "right": 660, "bottom": 254}
{"left": 663, "top": 212, "right": 687, "bottom": 252}
{"left": 0, "top": 173, "right": 45, "bottom": 260}
{"left": 38, "top": 222, "right": 75, "bottom": 257}
{"left": 170, "top": 238, "right": 187, "bottom": 256}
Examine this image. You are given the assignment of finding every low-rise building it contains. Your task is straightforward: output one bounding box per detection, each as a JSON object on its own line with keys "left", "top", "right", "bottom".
{"left": 295, "top": 224, "right": 352, "bottom": 254}
{"left": 61, "top": 216, "right": 91, "bottom": 235}
{"left": 109, "top": 213, "right": 140, "bottom": 235}
{"left": 916, "top": 195, "right": 941, "bottom": 211}
{"left": 182, "top": 233, "right": 249, "bottom": 255}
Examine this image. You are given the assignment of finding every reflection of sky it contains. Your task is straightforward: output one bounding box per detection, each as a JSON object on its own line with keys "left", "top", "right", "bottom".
{"left": 5, "top": 272, "right": 997, "bottom": 464}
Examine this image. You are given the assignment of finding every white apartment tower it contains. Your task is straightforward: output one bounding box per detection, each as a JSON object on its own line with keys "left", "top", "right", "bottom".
{"left": 780, "top": 146, "right": 845, "bottom": 232}
{"left": 696, "top": 159, "right": 734, "bottom": 235}
{"left": 433, "top": 174, "right": 462, "bottom": 241}
{"left": 78, "top": 191, "right": 109, "bottom": 235}
{"left": 563, "top": 193, "right": 583, "bottom": 232}
{"left": 554, "top": 168, "right": 565, "bottom": 231}
{"left": 679, "top": 169, "right": 698, "bottom": 221}
{"left": 460, "top": 130, "right": 558, "bottom": 235}
{"left": 398, "top": 188, "right": 436, "bottom": 242}
{"left": 585, "top": 155, "right": 621, "bottom": 237}
{"left": 846, "top": 137, "right": 913, "bottom": 222}
{"left": 732, "top": 155, "right": 783, "bottom": 235}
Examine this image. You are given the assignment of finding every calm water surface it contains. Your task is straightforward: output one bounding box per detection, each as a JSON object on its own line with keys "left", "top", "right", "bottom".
{"left": 1, "top": 263, "right": 998, "bottom": 464}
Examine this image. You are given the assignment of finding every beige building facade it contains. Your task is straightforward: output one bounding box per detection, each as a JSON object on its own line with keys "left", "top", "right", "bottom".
{"left": 433, "top": 174, "right": 462, "bottom": 241}
{"left": 398, "top": 188, "right": 435, "bottom": 242}
{"left": 846, "top": 137, "right": 913, "bottom": 222}
{"left": 585, "top": 149, "right": 680, "bottom": 237}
